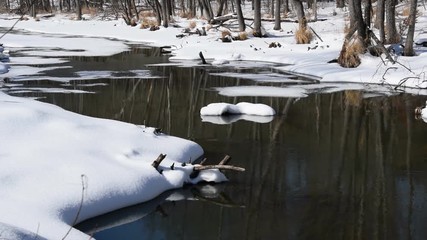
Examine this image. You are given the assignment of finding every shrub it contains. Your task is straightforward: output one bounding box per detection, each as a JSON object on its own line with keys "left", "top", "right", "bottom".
{"left": 338, "top": 38, "right": 364, "bottom": 68}
{"left": 295, "top": 17, "right": 313, "bottom": 44}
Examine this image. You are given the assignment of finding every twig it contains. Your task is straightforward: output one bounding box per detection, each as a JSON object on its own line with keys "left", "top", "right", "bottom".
{"left": 394, "top": 76, "right": 420, "bottom": 90}
{"left": 218, "top": 155, "right": 231, "bottom": 165}
{"left": 62, "top": 174, "right": 87, "bottom": 240}
{"left": 382, "top": 67, "right": 398, "bottom": 80}
{"left": 199, "top": 158, "right": 207, "bottom": 165}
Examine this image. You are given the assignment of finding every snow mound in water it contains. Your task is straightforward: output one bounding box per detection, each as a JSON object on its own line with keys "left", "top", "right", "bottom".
{"left": 200, "top": 102, "right": 276, "bottom": 116}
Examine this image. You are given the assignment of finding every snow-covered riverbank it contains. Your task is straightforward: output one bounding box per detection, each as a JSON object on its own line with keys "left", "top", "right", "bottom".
{"left": 1, "top": 3, "right": 426, "bottom": 90}
{"left": 0, "top": 3, "right": 427, "bottom": 239}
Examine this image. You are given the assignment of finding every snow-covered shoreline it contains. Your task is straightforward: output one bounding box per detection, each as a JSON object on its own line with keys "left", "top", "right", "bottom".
{"left": 1, "top": 4, "right": 426, "bottom": 90}
{"left": 0, "top": 90, "right": 227, "bottom": 239}
{"left": 0, "top": 3, "right": 427, "bottom": 239}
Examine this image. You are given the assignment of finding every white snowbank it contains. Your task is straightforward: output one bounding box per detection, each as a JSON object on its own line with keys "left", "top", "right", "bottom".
{"left": 201, "top": 115, "right": 274, "bottom": 124}
{"left": 0, "top": 5, "right": 426, "bottom": 90}
{"left": 0, "top": 91, "right": 226, "bottom": 239}
{"left": 200, "top": 102, "right": 276, "bottom": 116}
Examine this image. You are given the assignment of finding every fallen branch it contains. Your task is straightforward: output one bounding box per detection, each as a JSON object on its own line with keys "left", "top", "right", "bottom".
{"left": 368, "top": 30, "right": 395, "bottom": 64}
{"left": 194, "top": 165, "right": 245, "bottom": 172}
{"left": 152, "top": 153, "right": 167, "bottom": 170}
{"left": 309, "top": 26, "right": 323, "bottom": 42}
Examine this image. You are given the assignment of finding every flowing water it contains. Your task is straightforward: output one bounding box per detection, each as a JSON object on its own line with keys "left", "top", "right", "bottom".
{"left": 3, "top": 43, "right": 427, "bottom": 240}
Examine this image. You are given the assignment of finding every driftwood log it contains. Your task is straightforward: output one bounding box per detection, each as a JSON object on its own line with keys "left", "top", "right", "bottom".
{"left": 151, "top": 154, "right": 245, "bottom": 178}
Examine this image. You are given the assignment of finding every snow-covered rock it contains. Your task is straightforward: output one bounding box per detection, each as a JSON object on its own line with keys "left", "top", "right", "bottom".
{"left": 200, "top": 102, "right": 276, "bottom": 116}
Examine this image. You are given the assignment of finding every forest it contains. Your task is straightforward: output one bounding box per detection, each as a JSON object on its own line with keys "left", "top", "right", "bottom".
{"left": 0, "top": 0, "right": 420, "bottom": 64}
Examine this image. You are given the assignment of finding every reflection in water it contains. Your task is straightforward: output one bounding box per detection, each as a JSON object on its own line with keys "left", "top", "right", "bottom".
{"left": 6, "top": 46, "right": 427, "bottom": 240}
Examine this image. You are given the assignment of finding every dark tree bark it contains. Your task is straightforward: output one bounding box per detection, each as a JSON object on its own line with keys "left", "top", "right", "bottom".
{"left": 253, "top": 0, "right": 261, "bottom": 36}
{"left": 283, "top": 0, "right": 289, "bottom": 16}
{"left": 76, "top": 0, "right": 82, "bottom": 20}
{"left": 292, "top": 0, "right": 305, "bottom": 20}
{"left": 364, "top": 0, "right": 371, "bottom": 28}
{"left": 349, "top": 0, "right": 367, "bottom": 47}
{"left": 273, "top": 0, "right": 281, "bottom": 30}
{"left": 404, "top": 0, "right": 417, "bottom": 56}
{"left": 161, "top": 0, "right": 169, "bottom": 27}
{"left": 201, "top": 0, "right": 213, "bottom": 21}
{"left": 336, "top": 0, "right": 344, "bottom": 8}
{"left": 217, "top": 0, "right": 225, "bottom": 16}
{"left": 386, "top": 0, "right": 399, "bottom": 43}
{"left": 376, "top": 0, "right": 385, "bottom": 43}
{"left": 236, "top": 0, "right": 245, "bottom": 31}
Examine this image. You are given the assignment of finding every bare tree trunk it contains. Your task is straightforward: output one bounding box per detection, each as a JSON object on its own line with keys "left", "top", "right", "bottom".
{"left": 76, "top": 0, "right": 82, "bottom": 20}
{"left": 364, "top": 0, "right": 371, "bottom": 28}
{"left": 270, "top": 0, "right": 274, "bottom": 17}
{"left": 217, "top": 0, "right": 225, "bottom": 16}
{"left": 253, "top": 0, "right": 261, "bottom": 36}
{"left": 386, "top": 0, "right": 399, "bottom": 43}
{"left": 313, "top": 0, "right": 317, "bottom": 21}
{"left": 349, "top": 0, "right": 368, "bottom": 47}
{"left": 161, "top": 0, "right": 169, "bottom": 27}
{"left": 292, "top": 0, "right": 305, "bottom": 20}
{"left": 404, "top": 0, "right": 417, "bottom": 56}
{"left": 236, "top": 0, "right": 245, "bottom": 31}
{"left": 376, "top": 0, "right": 385, "bottom": 43}
{"left": 273, "top": 0, "right": 281, "bottom": 30}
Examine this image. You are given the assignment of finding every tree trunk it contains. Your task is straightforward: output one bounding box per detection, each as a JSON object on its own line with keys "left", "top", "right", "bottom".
{"left": 292, "top": 0, "right": 305, "bottom": 20}
{"left": 76, "top": 0, "right": 82, "bottom": 20}
{"left": 364, "top": 0, "right": 371, "bottom": 28}
{"left": 273, "top": 0, "right": 281, "bottom": 30}
{"left": 253, "top": 0, "right": 261, "bottom": 36}
{"left": 217, "top": 0, "right": 225, "bottom": 16}
{"left": 376, "top": 0, "right": 385, "bottom": 43}
{"left": 313, "top": 0, "right": 317, "bottom": 21}
{"left": 349, "top": 0, "right": 367, "bottom": 48}
{"left": 404, "top": 0, "right": 417, "bottom": 56}
{"left": 336, "top": 0, "right": 344, "bottom": 8}
{"left": 236, "top": 0, "right": 245, "bottom": 31}
{"left": 161, "top": 0, "right": 169, "bottom": 27}
{"left": 386, "top": 0, "right": 399, "bottom": 44}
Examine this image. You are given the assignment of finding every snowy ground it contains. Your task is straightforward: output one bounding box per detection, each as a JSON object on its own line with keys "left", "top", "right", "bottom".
{"left": 0, "top": 3, "right": 426, "bottom": 90}
{"left": 0, "top": 2, "right": 427, "bottom": 239}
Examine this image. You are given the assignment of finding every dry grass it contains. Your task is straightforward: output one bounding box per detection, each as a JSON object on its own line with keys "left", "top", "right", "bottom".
{"left": 402, "top": 6, "right": 411, "bottom": 17}
{"left": 345, "top": 90, "right": 363, "bottom": 107}
{"left": 236, "top": 32, "right": 248, "bottom": 41}
{"left": 295, "top": 17, "right": 313, "bottom": 44}
{"left": 140, "top": 17, "right": 157, "bottom": 29}
{"left": 189, "top": 20, "right": 197, "bottom": 29}
{"left": 338, "top": 38, "right": 364, "bottom": 68}
{"left": 140, "top": 11, "right": 155, "bottom": 18}
{"left": 179, "top": 11, "right": 194, "bottom": 19}
{"left": 295, "top": 27, "right": 313, "bottom": 44}
{"left": 81, "top": 6, "right": 97, "bottom": 16}
{"left": 205, "top": 24, "right": 212, "bottom": 31}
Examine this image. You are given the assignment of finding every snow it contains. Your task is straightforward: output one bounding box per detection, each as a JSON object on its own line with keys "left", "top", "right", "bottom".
{"left": 0, "top": 2, "right": 427, "bottom": 239}
{"left": 0, "top": 91, "right": 226, "bottom": 239}
{"left": 200, "top": 102, "right": 276, "bottom": 116}
{"left": 0, "top": 6, "right": 426, "bottom": 90}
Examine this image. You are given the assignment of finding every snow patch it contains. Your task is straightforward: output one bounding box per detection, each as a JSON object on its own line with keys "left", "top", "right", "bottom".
{"left": 200, "top": 102, "right": 276, "bottom": 116}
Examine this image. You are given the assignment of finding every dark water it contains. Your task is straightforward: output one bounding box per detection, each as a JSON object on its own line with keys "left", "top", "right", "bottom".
{"left": 5, "top": 45, "right": 427, "bottom": 240}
